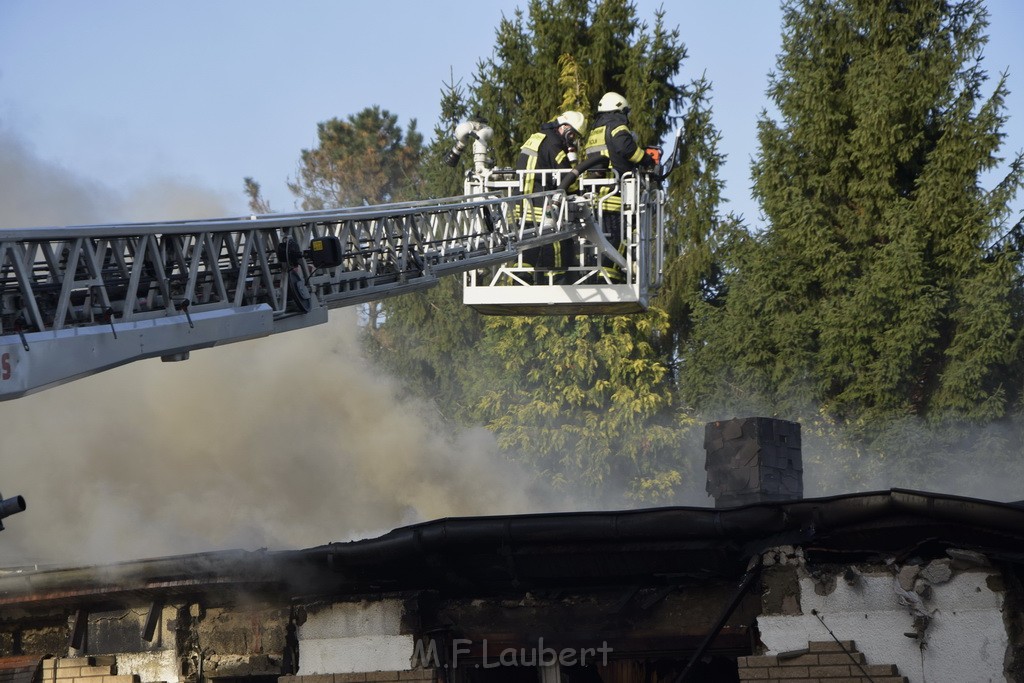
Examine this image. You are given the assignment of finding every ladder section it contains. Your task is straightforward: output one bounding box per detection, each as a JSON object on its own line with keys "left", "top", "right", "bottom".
{"left": 0, "top": 191, "right": 580, "bottom": 400}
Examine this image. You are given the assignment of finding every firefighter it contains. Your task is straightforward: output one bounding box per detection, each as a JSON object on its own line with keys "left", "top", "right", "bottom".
{"left": 583, "top": 92, "right": 656, "bottom": 281}
{"left": 516, "top": 110, "right": 586, "bottom": 284}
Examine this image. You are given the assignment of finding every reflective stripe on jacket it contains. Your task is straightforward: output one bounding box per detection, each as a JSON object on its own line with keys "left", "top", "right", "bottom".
{"left": 516, "top": 123, "right": 573, "bottom": 222}
{"left": 584, "top": 112, "right": 648, "bottom": 212}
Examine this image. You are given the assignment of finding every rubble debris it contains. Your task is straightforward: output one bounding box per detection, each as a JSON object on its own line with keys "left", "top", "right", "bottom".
{"left": 920, "top": 559, "right": 953, "bottom": 585}
{"left": 947, "top": 548, "right": 991, "bottom": 569}
{"left": 897, "top": 565, "right": 920, "bottom": 591}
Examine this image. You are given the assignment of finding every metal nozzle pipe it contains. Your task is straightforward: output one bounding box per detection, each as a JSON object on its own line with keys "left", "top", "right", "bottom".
{"left": 0, "top": 495, "right": 26, "bottom": 519}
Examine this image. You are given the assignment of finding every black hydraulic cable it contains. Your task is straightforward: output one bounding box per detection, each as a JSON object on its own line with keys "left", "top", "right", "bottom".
{"left": 811, "top": 609, "right": 876, "bottom": 682}
{"left": 675, "top": 556, "right": 762, "bottom": 683}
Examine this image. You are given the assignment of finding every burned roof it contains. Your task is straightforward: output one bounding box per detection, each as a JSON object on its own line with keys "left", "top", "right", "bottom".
{"left": 1, "top": 489, "right": 1022, "bottom": 608}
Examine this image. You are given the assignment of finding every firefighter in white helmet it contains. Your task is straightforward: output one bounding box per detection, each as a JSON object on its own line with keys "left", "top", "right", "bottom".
{"left": 584, "top": 92, "right": 656, "bottom": 281}
{"left": 516, "top": 110, "right": 587, "bottom": 284}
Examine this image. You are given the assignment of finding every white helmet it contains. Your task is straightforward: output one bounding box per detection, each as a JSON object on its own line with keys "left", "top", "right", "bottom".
{"left": 597, "top": 92, "right": 630, "bottom": 114}
{"left": 556, "top": 110, "right": 586, "bottom": 135}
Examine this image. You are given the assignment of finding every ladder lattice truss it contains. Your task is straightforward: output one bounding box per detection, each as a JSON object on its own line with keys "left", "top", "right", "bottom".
{"left": 0, "top": 190, "right": 576, "bottom": 400}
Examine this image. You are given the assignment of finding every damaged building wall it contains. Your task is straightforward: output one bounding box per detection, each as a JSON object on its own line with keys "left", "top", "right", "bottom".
{"left": 0, "top": 597, "right": 291, "bottom": 683}
{"left": 0, "top": 610, "right": 70, "bottom": 658}
{"left": 2, "top": 490, "right": 1022, "bottom": 683}
{"left": 756, "top": 546, "right": 1014, "bottom": 682}
{"left": 289, "top": 583, "right": 758, "bottom": 679}
{"left": 190, "top": 603, "right": 289, "bottom": 680}
{"left": 294, "top": 599, "right": 416, "bottom": 676}
{"left": 75, "top": 605, "right": 179, "bottom": 683}
{"left": 429, "top": 584, "right": 756, "bottom": 656}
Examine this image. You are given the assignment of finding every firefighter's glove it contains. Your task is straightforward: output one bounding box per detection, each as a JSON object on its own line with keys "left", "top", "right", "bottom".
{"left": 542, "top": 200, "right": 561, "bottom": 230}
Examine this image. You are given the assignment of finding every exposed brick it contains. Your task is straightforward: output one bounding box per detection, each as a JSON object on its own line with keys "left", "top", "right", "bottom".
{"left": 90, "top": 659, "right": 116, "bottom": 669}
{"left": 870, "top": 678, "right": 907, "bottom": 683}
{"left": 55, "top": 660, "right": 93, "bottom": 669}
{"left": 862, "top": 665, "right": 899, "bottom": 676}
{"left": 772, "top": 679, "right": 813, "bottom": 683}
{"left": 100, "top": 676, "right": 138, "bottom": 683}
{"left": 333, "top": 675, "right": 366, "bottom": 683}
{"left": 364, "top": 673, "right": 401, "bottom": 683}
{"left": 79, "top": 667, "right": 115, "bottom": 678}
{"left": 808, "top": 665, "right": 850, "bottom": 677}
{"left": 300, "top": 675, "right": 335, "bottom": 683}
{"left": 397, "top": 672, "right": 433, "bottom": 682}
{"left": 777, "top": 654, "right": 819, "bottom": 666}
{"left": 738, "top": 668, "right": 770, "bottom": 680}
{"left": 52, "top": 668, "right": 82, "bottom": 679}
{"left": 807, "top": 641, "right": 855, "bottom": 653}
{"left": 768, "top": 666, "right": 807, "bottom": 678}
{"left": 741, "top": 655, "right": 780, "bottom": 667}
{"left": 817, "top": 653, "right": 865, "bottom": 666}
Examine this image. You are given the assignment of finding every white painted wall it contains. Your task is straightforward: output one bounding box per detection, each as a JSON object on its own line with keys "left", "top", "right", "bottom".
{"left": 758, "top": 570, "right": 1009, "bottom": 683}
{"left": 114, "top": 605, "right": 180, "bottom": 683}
{"left": 116, "top": 650, "right": 180, "bottom": 683}
{"left": 297, "top": 599, "right": 414, "bottom": 675}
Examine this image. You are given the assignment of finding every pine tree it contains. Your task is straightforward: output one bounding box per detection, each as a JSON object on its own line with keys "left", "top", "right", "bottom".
{"left": 682, "top": 0, "right": 1024, "bottom": 440}
{"left": 363, "top": 0, "right": 742, "bottom": 503}
{"left": 473, "top": 0, "right": 685, "bottom": 166}
{"left": 243, "top": 177, "right": 272, "bottom": 214}
{"left": 363, "top": 79, "right": 487, "bottom": 415}
{"left": 468, "top": 311, "right": 694, "bottom": 503}
{"left": 467, "top": 1, "right": 701, "bottom": 503}
{"left": 288, "top": 106, "right": 424, "bottom": 210}
{"left": 655, "top": 76, "right": 743, "bottom": 365}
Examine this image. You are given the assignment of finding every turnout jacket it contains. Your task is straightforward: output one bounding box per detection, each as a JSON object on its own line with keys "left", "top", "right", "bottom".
{"left": 583, "top": 111, "right": 652, "bottom": 175}
{"left": 515, "top": 122, "right": 575, "bottom": 270}
{"left": 583, "top": 111, "right": 653, "bottom": 212}
{"left": 517, "top": 122, "right": 573, "bottom": 192}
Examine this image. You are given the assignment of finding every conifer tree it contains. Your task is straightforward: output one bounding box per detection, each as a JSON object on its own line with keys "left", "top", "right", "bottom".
{"left": 288, "top": 106, "right": 424, "bottom": 210}
{"left": 363, "top": 79, "right": 487, "bottom": 411}
{"left": 655, "top": 76, "right": 742, "bottom": 364}
{"left": 465, "top": 0, "right": 699, "bottom": 503}
{"left": 682, "top": 0, "right": 1024, "bottom": 439}
{"left": 366, "top": 0, "right": 739, "bottom": 503}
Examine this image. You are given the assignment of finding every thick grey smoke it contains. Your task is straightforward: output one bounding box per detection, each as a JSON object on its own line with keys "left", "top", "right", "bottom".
{"left": 0, "top": 129, "right": 230, "bottom": 228}
{"left": 0, "top": 128, "right": 559, "bottom": 567}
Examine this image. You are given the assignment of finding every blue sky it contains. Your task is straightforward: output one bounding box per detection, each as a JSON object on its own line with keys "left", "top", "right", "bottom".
{"left": 1, "top": 0, "right": 1021, "bottom": 228}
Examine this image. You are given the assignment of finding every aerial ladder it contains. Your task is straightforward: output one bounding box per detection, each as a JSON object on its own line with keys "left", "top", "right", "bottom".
{"left": 0, "top": 122, "right": 678, "bottom": 401}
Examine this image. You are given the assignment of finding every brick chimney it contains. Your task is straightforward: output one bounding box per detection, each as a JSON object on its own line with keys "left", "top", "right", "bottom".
{"left": 704, "top": 417, "right": 803, "bottom": 508}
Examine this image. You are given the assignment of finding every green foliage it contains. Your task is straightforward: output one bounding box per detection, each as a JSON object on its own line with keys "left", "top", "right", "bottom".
{"left": 284, "top": 0, "right": 1024, "bottom": 503}
{"left": 288, "top": 106, "right": 424, "bottom": 209}
{"left": 469, "top": 312, "right": 696, "bottom": 504}
{"left": 461, "top": 0, "right": 706, "bottom": 500}
{"left": 682, "top": 0, "right": 1024, "bottom": 445}
{"left": 363, "top": 0, "right": 720, "bottom": 502}
{"left": 242, "top": 177, "right": 271, "bottom": 214}
{"left": 362, "top": 79, "right": 487, "bottom": 417}
{"left": 656, "top": 76, "right": 744, "bottom": 364}
{"left": 556, "top": 54, "right": 588, "bottom": 111}
{"left": 420, "top": 74, "right": 477, "bottom": 198}
{"left": 473, "top": 0, "right": 686, "bottom": 166}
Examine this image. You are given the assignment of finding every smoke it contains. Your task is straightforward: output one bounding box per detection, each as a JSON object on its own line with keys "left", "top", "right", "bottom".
{"left": 0, "top": 130, "right": 107, "bottom": 228}
{"left": 0, "top": 127, "right": 559, "bottom": 567}
{"left": 799, "top": 414, "right": 1024, "bottom": 502}
{"left": 6, "top": 123, "right": 1017, "bottom": 569}
{"left": 0, "top": 127, "right": 230, "bottom": 229}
